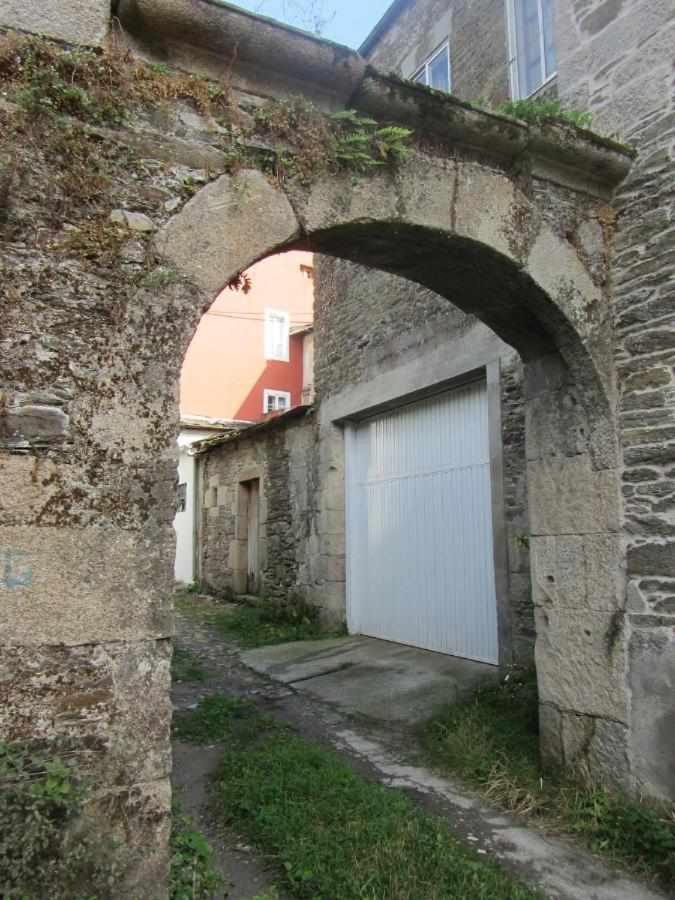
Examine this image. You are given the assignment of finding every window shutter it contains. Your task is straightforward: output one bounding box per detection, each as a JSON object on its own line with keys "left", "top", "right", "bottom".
{"left": 264, "top": 309, "right": 289, "bottom": 361}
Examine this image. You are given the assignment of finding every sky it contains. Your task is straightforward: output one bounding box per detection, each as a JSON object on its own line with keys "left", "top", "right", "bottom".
{"left": 230, "top": 0, "right": 394, "bottom": 50}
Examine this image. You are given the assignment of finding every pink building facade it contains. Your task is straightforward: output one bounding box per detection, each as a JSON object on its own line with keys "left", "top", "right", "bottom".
{"left": 180, "top": 250, "right": 314, "bottom": 423}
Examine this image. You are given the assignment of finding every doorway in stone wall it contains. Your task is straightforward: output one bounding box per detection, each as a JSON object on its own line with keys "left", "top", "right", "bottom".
{"left": 243, "top": 478, "right": 261, "bottom": 594}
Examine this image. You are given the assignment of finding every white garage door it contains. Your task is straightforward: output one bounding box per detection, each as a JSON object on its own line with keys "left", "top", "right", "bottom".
{"left": 345, "top": 380, "right": 499, "bottom": 664}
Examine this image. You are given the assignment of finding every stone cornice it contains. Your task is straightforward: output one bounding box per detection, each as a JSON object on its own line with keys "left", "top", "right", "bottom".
{"left": 117, "top": 0, "right": 633, "bottom": 198}
{"left": 351, "top": 70, "right": 635, "bottom": 199}
{"left": 116, "top": 0, "right": 366, "bottom": 108}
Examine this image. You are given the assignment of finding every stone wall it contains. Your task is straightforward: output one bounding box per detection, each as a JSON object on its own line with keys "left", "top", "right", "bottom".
{"left": 0, "top": 0, "right": 110, "bottom": 47}
{"left": 500, "top": 354, "right": 534, "bottom": 661}
{"left": 556, "top": 0, "right": 675, "bottom": 801}
{"left": 314, "top": 258, "right": 472, "bottom": 400}
{"left": 364, "top": 0, "right": 510, "bottom": 105}
{"left": 0, "top": 32, "right": 275, "bottom": 892}
{"left": 199, "top": 410, "right": 320, "bottom": 605}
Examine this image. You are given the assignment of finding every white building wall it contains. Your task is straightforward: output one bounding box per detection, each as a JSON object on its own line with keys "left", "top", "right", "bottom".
{"left": 301, "top": 331, "right": 315, "bottom": 404}
{"left": 173, "top": 429, "right": 215, "bottom": 583}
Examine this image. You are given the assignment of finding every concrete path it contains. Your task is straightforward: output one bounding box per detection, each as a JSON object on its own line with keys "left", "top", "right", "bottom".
{"left": 241, "top": 634, "right": 498, "bottom": 723}
{"left": 173, "top": 596, "right": 668, "bottom": 900}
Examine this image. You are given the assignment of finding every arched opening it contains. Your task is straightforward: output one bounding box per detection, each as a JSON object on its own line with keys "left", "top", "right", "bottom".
{"left": 159, "top": 162, "right": 626, "bottom": 786}
{"left": 173, "top": 251, "right": 314, "bottom": 586}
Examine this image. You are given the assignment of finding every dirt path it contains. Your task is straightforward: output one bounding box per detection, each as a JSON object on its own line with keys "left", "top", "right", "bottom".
{"left": 172, "top": 596, "right": 667, "bottom": 900}
{"left": 171, "top": 603, "right": 288, "bottom": 900}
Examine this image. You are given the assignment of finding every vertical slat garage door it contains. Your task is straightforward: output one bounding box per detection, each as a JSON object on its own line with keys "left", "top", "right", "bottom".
{"left": 345, "top": 380, "right": 499, "bottom": 664}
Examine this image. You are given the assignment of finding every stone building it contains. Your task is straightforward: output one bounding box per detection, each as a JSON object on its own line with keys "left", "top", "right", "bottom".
{"left": 198, "top": 264, "right": 534, "bottom": 664}
{"left": 198, "top": 406, "right": 316, "bottom": 597}
{"left": 0, "top": 0, "right": 673, "bottom": 894}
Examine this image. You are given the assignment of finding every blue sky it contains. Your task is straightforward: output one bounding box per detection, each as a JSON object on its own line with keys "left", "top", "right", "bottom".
{"left": 230, "top": 0, "right": 394, "bottom": 50}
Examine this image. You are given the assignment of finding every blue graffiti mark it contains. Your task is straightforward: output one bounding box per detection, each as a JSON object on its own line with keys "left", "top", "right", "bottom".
{"left": 0, "top": 549, "right": 33, "bottom": 589}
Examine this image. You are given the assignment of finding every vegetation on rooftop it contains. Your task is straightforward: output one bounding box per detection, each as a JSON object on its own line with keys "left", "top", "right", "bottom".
{"left": 420, "top": 670, "right": 675, "bottom": 887}
{"left": 0, "top": 31, "right": 414, "bottom": 185}
{"left": 0, "top": 31, "right": 234, "bottom": 126}
{"left": 479, "top": 97, "right": 594, "bottom": 129}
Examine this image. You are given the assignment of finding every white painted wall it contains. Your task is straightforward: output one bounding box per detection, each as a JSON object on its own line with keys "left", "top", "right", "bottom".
{"left": 173, "top": 429, "right": 216, "bottom": 584}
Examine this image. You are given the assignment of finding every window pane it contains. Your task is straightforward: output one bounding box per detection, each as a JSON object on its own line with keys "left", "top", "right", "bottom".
{"left": 515, "top": 0, "right": 542, "bottom": 96}
{"left": 428, "top": 47, "right": 450, "bottom": 92}
{"left": 273, "top": 317, "right": 283, "bottom": 358}
{"left": 541, "top": 0, "right": 556, "bottom": 78}
{"left": 278, "top": 395, "right": 288, "bottom": 410}
{"left": 413, "top": 67, "right": 427, "bottom": 85}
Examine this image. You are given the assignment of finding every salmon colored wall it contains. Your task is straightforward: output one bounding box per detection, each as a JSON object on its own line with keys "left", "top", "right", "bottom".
{"left": 235, "top": 332, "right": 305, "bottom": 421}
{"left": 180, "top": 251, "right": 314, "bottom": 421}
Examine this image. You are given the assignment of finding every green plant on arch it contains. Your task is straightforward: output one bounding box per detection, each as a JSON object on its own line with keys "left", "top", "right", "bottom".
{"left": 495, "top": 98, "right": 593, "bottom": 128}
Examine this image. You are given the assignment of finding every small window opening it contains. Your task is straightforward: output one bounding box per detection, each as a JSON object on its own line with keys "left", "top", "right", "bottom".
{"left": 412, "top": 42, "right": 451, "bottom": 93}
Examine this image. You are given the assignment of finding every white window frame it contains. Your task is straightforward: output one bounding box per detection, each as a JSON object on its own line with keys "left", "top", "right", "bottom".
{"left": 263, "top": 389, "right": 291, "bottom": 415}
{"left": 412, "top": 41, "right": 451, "bottom": 93}
{"left": 506, "top": 0, "right": 556, "bottom": 99}
{"left": 264, "top": 308, "right": 290, "bottom": 362}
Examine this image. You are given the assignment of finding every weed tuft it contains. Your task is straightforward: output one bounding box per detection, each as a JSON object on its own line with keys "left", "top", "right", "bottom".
{"left": 61, "top": 216, "right": 129, "bottom": 266}
{"left": 214, "top": 593, "right": 333, "bottom": 648}
{"left": 170, "top": 807, "right": 222, "bottom": 899}
{"left": 173, "top": 694, "right": 275, "bottom": 745}
{"left": 171, "top": 646, "right": 207, "bottom": 683}
{"left": 0, "top": 31, "right": 235, "bottom": 127}
{"left": 421, "top": 671, "right": 675, "bottom": 885}
{"left": 253, "top": 98, "right": 413, "bottom": 181}
{"left": 0, "top": 741, "right": 124, "bottom": 897}
{"left": 490, "top": 97, "right": 593, "bottom": 129}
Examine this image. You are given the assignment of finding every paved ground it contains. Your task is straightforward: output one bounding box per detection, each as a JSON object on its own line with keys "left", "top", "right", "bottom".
{"left": 241, "top": 634, "right": 498, "bottom": 723}
{"left": 172, "top": 595, "right": 667, "bottom": 900}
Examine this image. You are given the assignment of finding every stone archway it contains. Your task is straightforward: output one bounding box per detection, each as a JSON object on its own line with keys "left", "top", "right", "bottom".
{"left": 0, "top": 31, "right": 641, "bottom": 893}
{"left": 156, "top": 157, "right": 627, "bottom": 785}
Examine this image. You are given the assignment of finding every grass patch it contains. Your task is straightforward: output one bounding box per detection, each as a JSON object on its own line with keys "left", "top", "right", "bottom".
{"left": 421, "top": 672, "right": 675, "bottom": 886}
{"left": 210, "top": 701, "right": 541, "bottom": 900}
{"left": 170, "top": 807, "right": 222, "bottom": 899}
{"left": 213, "top": 599, "right": 331, "bottom": 649}
{"left": 173, "top": 695, "right": 267, "bottom": 745}
{"left": 172, "top": 647, "right": 207, "bottom": 683}
{"left": 176, "top": 590, "right": 342, "bottom": 649}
